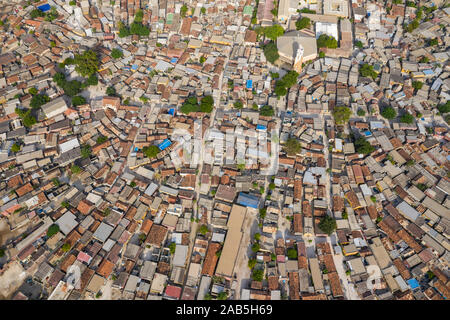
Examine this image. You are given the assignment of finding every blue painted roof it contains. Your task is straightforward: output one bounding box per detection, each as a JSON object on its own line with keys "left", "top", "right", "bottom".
{"left": 131, "top": 64, "right": 138, "bottom": 70}
{"left": 237, "top": 192, "right": 260, "bottom": 209}
{"left": 158, "top": 139, "right": 172, "bottom": 151}
{"left": 37, "top": 4, "right": 51, "bottom": 12}
{"left": 246, "top": 80, "right": 253, "bottom": 89}
{"left": 256, "top": 124, "right": 267, "bottom": 131}
{"left": 407, "top": 279, "right": 419, "bottom": 290}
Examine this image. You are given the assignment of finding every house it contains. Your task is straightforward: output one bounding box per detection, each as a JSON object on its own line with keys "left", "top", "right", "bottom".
{"left": 41, "top": 97, "right": 68, "bottom": 119}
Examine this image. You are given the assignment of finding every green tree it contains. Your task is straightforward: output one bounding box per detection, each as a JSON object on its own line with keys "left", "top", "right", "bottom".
{"left": 30, "top": 94, "right": 50, "bottom": 109}
{"left": 199, "top": 225, "right": 209, "bottom": 235}
{"left": 71, "top": 95, "right": 86, "bottom": 107}
{"left": 318, "top": 215, "right": 337, "bottom": 235}
{"left": 251, "top": 243, "right": 260, "bottom": 253}
{"left": 412, "top": 81, "right": 423, "bottom": 90}
{"left": 284, "top": 138, "right": 302, "bottom": 156}
{"left": 427, "top": 38, "right": 438, "bottom": 46}
{"left": 317, "top": 34, "right": 338, "bottom": 48}
{"left": 296, "top": 17, "right": 310, "bottom": 30}
{"left": 259, "top": 208, "right": 267, "bottom": 219}
{"left": 254, "top": 233, "right": 261, "bottom": 241}
{"left": 69, "top": 0, "right": 76, "bottom": 5}
{"left": 263, "top": 42, "right": 279, "bottom": 64}
{"left": 28, "top": 87, "right": 38, "bottom": 95}
{"left": 53, "top": 178, "right": 61, "bottom": 187}
{"left": 269, "top": 182, "right": 276, "bottom": 190}
{"left": 264, "top": 24, "right": 284, "bottom": 41}
{"left": 342, "top": 211, "right": 348, "bottom": 219}
{"left": 381, "top": 106, "right": 397, "bottom": 120}
{"left": 248, "top": 258, "right": 257, "bottom": 269}
{"left": 259, "top": 105, "right": 274, "bottom": 117}
{"left": 437, "top": 101, "right": 450, "bottom": 114}
{"left": 204, "top": 293, "right": 212, "bottom": 300}
{"left": 287, "top": 248, "right": 298, "bottom": 259}
{"left": 11, "top": 143, "right": 21, "bottom": 153}
{"left": 199, "top": 56, "right": 206, "bottom": 64}
{"left": 400, "top": 113, "right": 414, "bottom": 124}
{"left": 359, "top": 64, "right": 377, "bottom": 80}
{"left": 61, "top": 243, "right": 71, "bottom": 252}
{"left": 81, "top": 144, "right": 91, "bottom": 159}
{"left": 73, "top": 50, "right": 99, "bottom": 77}
{"left": 357, "top": 108, "right": 366, "bottom": 116}
{"left": 168, "top": 242, "right": 176, "bottom": 254}
{"left": 274, "top": 81, "right": 288, "bottom": 96}
{"left": 106, "top": 86, "right": 116, "bottom": 96}
{"left": 96, "top": 135, "right": 108, "bottom": 144}
{"left": 0, "top": 249, "right": 5, "bottom": 258}
{"left": 354, "top": 137, "right": 375, "bottom": 155}
{"left": 180, "top": 5, "right": 188, "bottom": 17}
{"left": 201, "top": 7, "right": 206, "bottom": 14}
{"left": 333, "top": 106, "right": 352, "bottom": 125}
{"left": 217, "top": 291, "right": 228, "bottom": 300}
{"left": 61, "top": 201, "right": 69, "bottom": 208}
{"left": 251, "top": 269, "right": 264, "bottom": 281}
{"left": 143, "top": 145, "right": 160, "bottom": 158}
{"left": 234, "top": 101, "right": 244, "bottom": 109}
{"left": 30, "top": 9, "right": 45, "bottom": 19}
{"left": 47, "top": 224, "right": 60, "bottom": 237}
{"left": 355, "top": 40, "right": 363, "bottom": 49}
{"left": 111, "top": 48, "right": 123, "bottom": 59}
{"left": 86, "top": 74, "right": 98, "bottom": 86}
{"left": 62, "top": 80, "right": 82, "bottom": 97}
{"left": 70, "top": 164, "right": 81, "bottom": 174}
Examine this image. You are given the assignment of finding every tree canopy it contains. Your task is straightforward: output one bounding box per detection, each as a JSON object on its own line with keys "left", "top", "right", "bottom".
{"left": 287, "top": 248, "right": 298, "bottom": 259}
{"left": 72, "top": 50, "right": 99, "bottom": 77}
{"left": 318, "top": 216, "right": 337, "bottom": 235}
{"left": 263, "top": 24, "right": 284, "bottom": 41}
{"left": 263, "top": 42, "right": 279, "bottom": 64}
{"left": 296, "top": 17, "right": 310, "bottom": 30}
{"left": 400, "top": 113, "right": 414, "bottom": 124}
{"left": 359, "top": 63, "right": 377, "bottom": 80}
{"left": 72, "top": 96, "right": 86, "bottom": 107}
{"left": 47, "top": 224, "right": 60, "bottom": 238}
{"left": 30, "top": 94, "right": 50, "bottom": 109}
{"left": 381, "top": 106, "right": 397, "bottom": 120}
{"left": 275, "top": 71, "right": 299, "bottom": 96}
{"left": 143, "top": 145, "right": 160, "bottom": 158}
{"left": 333, "top": 106, "right": 351, "bottom": 125}
{"left": 317, "top": 34, "right": 338, "bottom": 48}
{"left": 259, "top": 105, "right": 274, "bottom": 117}
{"left": 354, "top": 137, "right": 375, "bottom": 155}
{"left": 111, "top": 48, "right": 123, "bottom": 59}
{"left": 412, "top": 81, "right": 423, "bottom": 90}
{"left": 284, "top": 138, "right": 302, "bottom": 156}
{"left": 180, "top": 95, "right": 214, "bottom": 114}
{"left": 251, "top": 269, "right": 264, "bottom": 281}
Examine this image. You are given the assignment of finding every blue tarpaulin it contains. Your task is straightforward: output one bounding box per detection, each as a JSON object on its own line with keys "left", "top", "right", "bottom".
{"left": 170, "top": 58, "right": 178, "bottom": 63}
{"left": 407, "top": 279, "right": 419, "bottom": 290}
{"left": 246, "top": 80, "right": 253, "bottom": 89}
{"left": 158, "top": 139, "right": 172, "bottom": 151}
{"left": 131, "top": 64, "right": 138, "bottom": 70}
{"left": 168, "top": 108, "right": 175, "bottom": 116}
{"left": 364, "top": 131, "right": 372, "bottom": 136}
{"left": 37, "top": 4, "right": 51, "bottom": 12}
